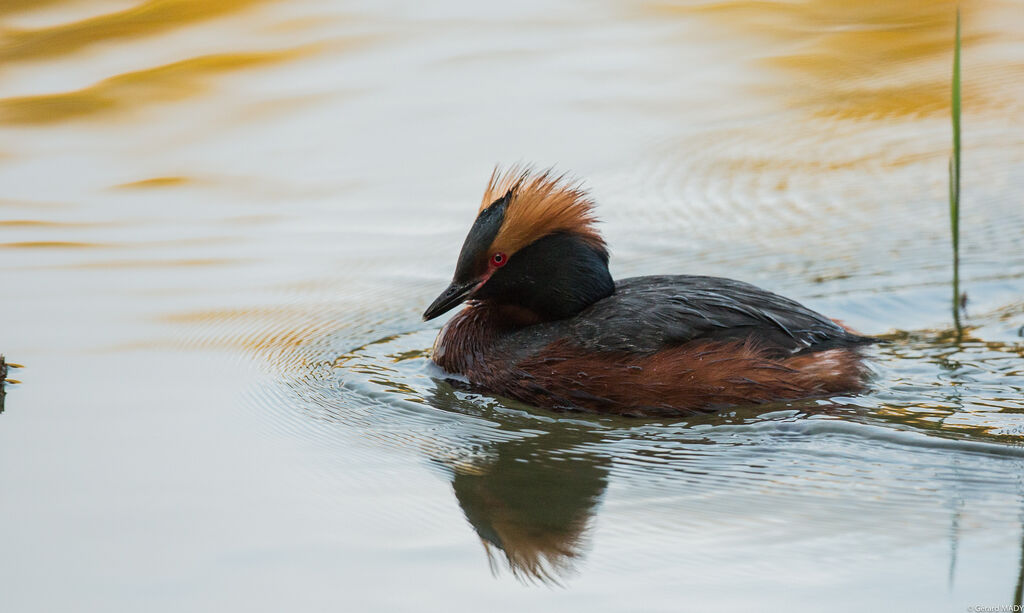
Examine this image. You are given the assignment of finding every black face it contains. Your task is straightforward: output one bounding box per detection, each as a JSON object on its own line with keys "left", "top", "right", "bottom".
{"left": 423, "top": 192, "right": 614, "bottom": 323}
{"left": 422, "top": 193, "right": 510, "bottom": 321}
{"left": 471, "top": 232, "right": 614, "bottom": 321}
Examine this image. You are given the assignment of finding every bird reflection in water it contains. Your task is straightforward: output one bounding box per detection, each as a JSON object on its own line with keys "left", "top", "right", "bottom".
{"left": 450, "top": 436, "right": 608, "bottom": 583}
{"left": 426, "top": 382, "right": 610, "bottom": 584}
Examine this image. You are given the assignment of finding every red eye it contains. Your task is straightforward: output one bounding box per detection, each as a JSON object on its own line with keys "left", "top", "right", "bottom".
{"left": 491, "top": 252, "right": 507, "bottom": 267}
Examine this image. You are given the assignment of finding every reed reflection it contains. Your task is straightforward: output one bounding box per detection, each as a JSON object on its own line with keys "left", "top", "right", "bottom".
{"left": 1015, "top": 524, "right": 1024, "bottom": 607}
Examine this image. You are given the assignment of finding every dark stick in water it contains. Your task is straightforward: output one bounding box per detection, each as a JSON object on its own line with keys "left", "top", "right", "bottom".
{"left": 0, "top": 355, "right": 6, "bottom": 414}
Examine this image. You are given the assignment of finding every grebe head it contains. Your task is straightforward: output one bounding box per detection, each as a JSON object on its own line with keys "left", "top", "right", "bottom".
{"left": 423, "top": 166, "right": 614, "bottom": 323}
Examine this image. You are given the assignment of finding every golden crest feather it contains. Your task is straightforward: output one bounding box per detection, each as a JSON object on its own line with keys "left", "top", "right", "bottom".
{"left": 479, "top": 166, "right": 606, "bottom": 257}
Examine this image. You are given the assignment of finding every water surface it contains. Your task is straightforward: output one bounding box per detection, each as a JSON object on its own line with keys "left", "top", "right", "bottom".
{"left": 1, "top": 1, "right": 1023, "bottom": 610}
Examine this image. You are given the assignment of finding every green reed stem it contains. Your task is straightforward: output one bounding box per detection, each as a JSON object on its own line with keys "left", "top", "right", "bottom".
{"left": 949, "top": 7, "right": 962, "bottom": 335}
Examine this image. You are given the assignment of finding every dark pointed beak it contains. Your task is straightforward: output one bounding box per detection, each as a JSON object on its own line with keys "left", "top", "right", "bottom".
{"left": 423, "top": 279, "right": 477, "bottom": 321}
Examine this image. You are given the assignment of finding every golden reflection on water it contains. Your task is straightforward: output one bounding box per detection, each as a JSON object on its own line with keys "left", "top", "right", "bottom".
{"left": 652, "top": 0, "right": 1021, "bottom": 119}
{"left": 69, "top": 257, "right": 241, "bottom": 269}
{"left": 0, "top": 1, "right": 66, "bottom": 18}
{"left": 113, "top": 176, "right": 191, "bottom": 189}
{"left": 0, "top": 0, "right": 270, "bottom": 62}
{"left": 0, "top": 49, "right": 307, "bottom": 124}
{"left": 0, "top": 240, "right": 104, "bottom": 249}
{"left": 0, "top": 219, "right": 94, "bottom": 227}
